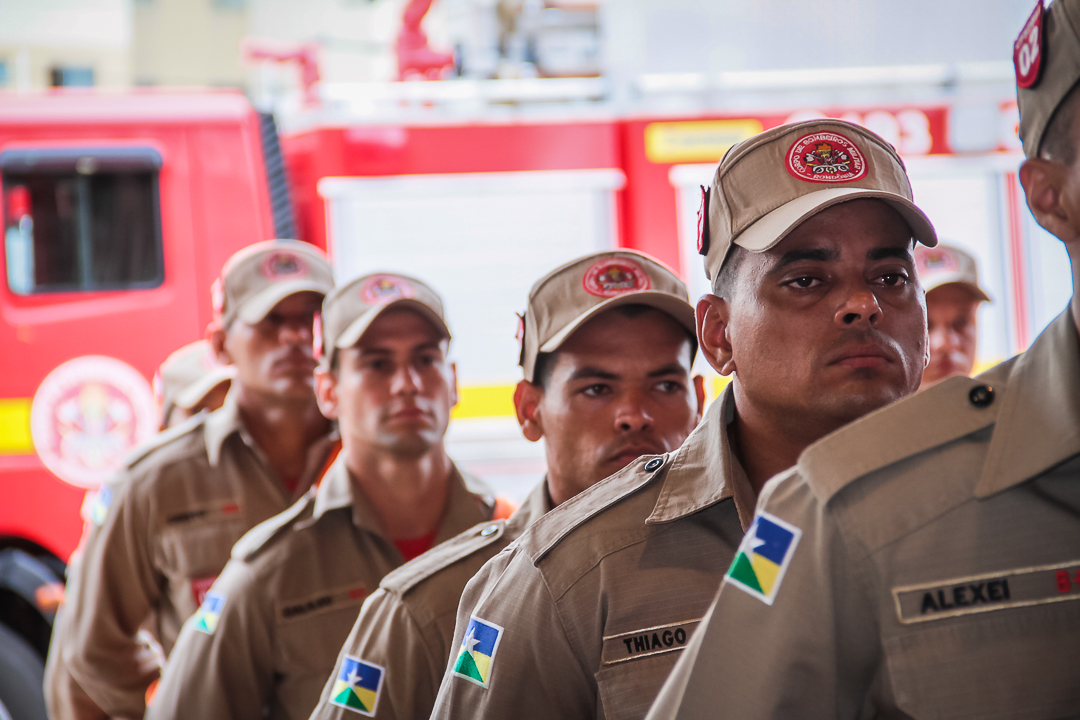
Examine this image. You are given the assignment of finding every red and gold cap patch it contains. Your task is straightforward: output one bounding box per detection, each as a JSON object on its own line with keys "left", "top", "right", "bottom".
{"left": 260, "top": 252, "right": 309, "bottom": 280}
{"left": 697, "top": 185, "right": 711, "bottom": 256}
{"left": 786, "top": 131, "right": 867, "bottom": 183}
{"left": 1014, "top": 0, "right": 1045, "bottom": 89}
{"left": 917, "top": 247, "right": 958, "bottom": 273}
{"left": 359, "top": 274, "right": 415, "bottom": 305}
{"left": 582, "top": 258, "right": 651, "bottom": 298}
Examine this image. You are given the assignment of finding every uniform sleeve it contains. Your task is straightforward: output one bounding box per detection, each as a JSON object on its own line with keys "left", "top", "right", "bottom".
{"left": 309, "top": 587, "right": 443, "bottom": 720}
{"left": 61, "top": 474, "right": 162, "bottom": 719}
{"left": 146, "top": 559, "right": 273, "bottom": 720}
{"left": 43, "top": 605, "right": 108, "bottom": 720}
{"left": 645, "top": 473, "right": 882, "bottom": 720}
{"left": 429, "top": 547, "right": 595, "bottom": 720}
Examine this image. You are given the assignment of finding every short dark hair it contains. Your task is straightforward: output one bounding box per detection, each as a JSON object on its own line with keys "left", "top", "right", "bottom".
{"left": 530, "top": 303, "right": 697, "bottom": 389}
{"left": 711, "top": 245, "right": 748, "bottom": 300}
{"left": 1041, "top": 80, "right": 1080, "bottom": 164}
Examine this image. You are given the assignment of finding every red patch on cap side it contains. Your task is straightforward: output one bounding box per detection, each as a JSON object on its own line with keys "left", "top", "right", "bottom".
{"left": 359, "top": 275, "right": 416, "bottom": 305}
{"left": 1014, "top": 0, "right": 1044, "bottom": 89}
{"left": 786, "top": 131, "right": 867, "bottom": 183}
{"left": 211, "top": 278, "right": 226, "bottom": 320}
{"left": 917, "top": 248, "right": 958, "bottom": 273}
{"left": 582, "top": 258, "right": 651, "bottom": 298}
{"left": 697, "top": 185, "right": 711, "bottom": 256}
{"left": 260, "top": 252, "right": 309, "bottom": 280}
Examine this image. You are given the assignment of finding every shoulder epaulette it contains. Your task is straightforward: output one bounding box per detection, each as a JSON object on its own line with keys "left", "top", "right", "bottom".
{"left": 232, "top": 490, "right": 316, "bottom": 562}
{"left": 517, "top": 454, "right": 670, "bottom": 565}
{"left": 122, "top": 412, "right": 207, "bottom": 469}
{"left": 381, "top": 520, "right": 508, "bottom": 596}
{"left": 799, "top": 359, "right": 1015, "bottom": 503}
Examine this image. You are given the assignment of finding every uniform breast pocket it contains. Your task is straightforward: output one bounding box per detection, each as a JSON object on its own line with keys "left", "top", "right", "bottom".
{"left": 159, "top": 517, "right": 245, "bottom": 583}
{"left": 884, "top": 601, "right": 1080, "bottom": 719}
{"left": 595, "top": 651, "right": 685, "bottom": 720}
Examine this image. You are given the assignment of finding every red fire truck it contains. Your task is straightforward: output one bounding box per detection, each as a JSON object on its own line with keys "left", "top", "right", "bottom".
{"left": 0, "top": 85, "right": 1042, "bottom": 714}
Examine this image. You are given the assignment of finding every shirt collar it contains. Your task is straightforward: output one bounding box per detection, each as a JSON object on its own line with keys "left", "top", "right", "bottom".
{"left": 203, "top": 391, "right": 245, "bottom": 466}
{"left": 509, "top": 479, "right": 556, "bottom": 532}
{"left": 977, "top": 309, "right": 1080, "bottom": 497}
{"left": 647, "top": 385, "right": 752, "bottom": 526}
{"left": 310, "top": 458, "right": 492, "bottom": 541}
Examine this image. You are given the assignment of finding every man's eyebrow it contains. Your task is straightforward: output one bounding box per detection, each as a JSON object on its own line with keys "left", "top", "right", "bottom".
{"left": 647, "top": 363, "right": 689, "bottom": 378}
{"left": 776, "top": 248, "right": 840, "bottom": 269}
{"left": 358, "top": 341, "right": 444, "bottom": 356}
{"left": 867, "top": 246, "right": 914, "bottom": 262}
{"left": 567, "top": 367, "right": 619, "bottom": 382}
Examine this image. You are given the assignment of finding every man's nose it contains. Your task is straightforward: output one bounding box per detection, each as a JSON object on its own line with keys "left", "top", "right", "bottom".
{"left": 280, "top": 319, "right": 314, "bottom": 346}
{"left": 390, "top": 365, "right": 421, "bottom": 395}
{"left": 614, "top": 393, "right": 654, "bottom": 433}
{"left": 835, "top": 290, "right": 882, "bottom": 328}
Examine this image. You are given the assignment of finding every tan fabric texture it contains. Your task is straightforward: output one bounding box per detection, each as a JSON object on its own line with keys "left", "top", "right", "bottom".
{"left": 146, "top": 457, "right": 496, "bottom": 720}
{"left": 647, "top": 309, "right": 1080, "bottom": 720}
{"left": 430, "top": 387, "right": 755, "bottom": 720}
{"left": 49, "top": 394, "right": 334, "bottom": 720}
{"left": 307, "top": 481, "right": 553, "bottom": 720}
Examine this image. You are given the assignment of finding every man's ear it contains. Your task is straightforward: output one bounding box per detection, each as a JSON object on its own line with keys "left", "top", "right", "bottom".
{"left": 1019, "top": 158, "right": 1078, "bottom": 244}
{"left": 691, "top": 375, "right": 706, "bottom": 423}
{"left": 697, "top": 295, "right": 736, "bottom": 376}
{"left": 513, "top": 380, "right": 544, "bottom": 443}
{"left": 314, "top": 365, "right": 339, "bottom": 420}
{"left": 209, "top": 326, "right": 232, "bottom": 366}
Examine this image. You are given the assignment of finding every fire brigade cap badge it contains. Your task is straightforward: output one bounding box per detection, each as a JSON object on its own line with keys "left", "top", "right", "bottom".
{"left": 786, "top": 131, "right": 867, "bottom": 183}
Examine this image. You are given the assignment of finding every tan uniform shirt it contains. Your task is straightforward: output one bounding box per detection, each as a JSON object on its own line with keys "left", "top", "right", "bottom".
{"left": 51, "top": 397, "right": 333, "bottom": 719}
{"left": 146, "top": 456, "right": 496, "bottom": 720}
{"left": 648, "top": 308, "right": 1080, "bottom": 720}
{"left": 430, "top": 389, "right": 755, "bottom": 720}
{"left": 308, "top": 480, "right": 553, "bottom": 720}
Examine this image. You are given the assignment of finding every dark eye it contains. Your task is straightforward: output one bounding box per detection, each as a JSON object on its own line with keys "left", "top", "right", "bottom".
{"left": 878, "top": 272, "right": 908, "bottom": 287}
{"left": 656, "top": 380, "right": 682, "bottom": 393}
{"left": 582, "top": 384, "right": 609, "bottom": 397}
{"left": 788, "top": 276, "right": 820, "bottom": 289}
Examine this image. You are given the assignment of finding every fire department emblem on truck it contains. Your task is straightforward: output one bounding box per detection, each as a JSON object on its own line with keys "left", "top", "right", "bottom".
{"left": 30, "top": 356, "right": 158, "bottom": 489}
{"left": 582, "top": 259, "right": 651, "bottom": 298}
{"left": 786, "top": 131, "right": 867, "bottom": 183}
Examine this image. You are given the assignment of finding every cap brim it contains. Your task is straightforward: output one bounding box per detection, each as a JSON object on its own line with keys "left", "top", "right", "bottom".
{"left": 237, "top": 280, "right": 333, "bottom": 325}
{"left": 735, "top": 188, "right": 939, "bottom": 254}
{"left": 334, "top": 299, "right": 451, "bottom": 351}
{"left": 539, "top": 291, "right": 696, "bottom": 354}
{"left": 173, "top": 367, "right": 235, "bottom": 409}
{"left": 924, "top": 276, "right": 991, "bottom": 303}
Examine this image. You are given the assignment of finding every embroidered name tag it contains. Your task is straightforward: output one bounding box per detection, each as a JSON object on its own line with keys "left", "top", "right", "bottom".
{"left": 893, "top": 560, "right": 1080, "bottom": 624}
{"left": 276, "top": 584, "right": 367, "bottom": 623}
{"left": 165, "top": 500, "right": 241, "bottom": 526}
{"left": 600, "top": 619, "right": 700, "bottom": 666}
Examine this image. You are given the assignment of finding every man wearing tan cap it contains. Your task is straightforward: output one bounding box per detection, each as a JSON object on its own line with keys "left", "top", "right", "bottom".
{"left": 147, "top": 272, "right": 502, "bottom": 720}
{"left": 916, "top": 243, "right": 991, "bottom": 389}
{"left": 643, "top": 4, "right": 1080, "bottom": 718}
{"left": 45, "top": 240, "right": 338, "bottom": 720}
{"left": 430, "top": 118, "right": 933, "bottom": 720}
{"left": 155, "top": 340, "right": 236, "bottom": 429}
{"left": 306, "top": 250, "right": 704, "bottom": 720}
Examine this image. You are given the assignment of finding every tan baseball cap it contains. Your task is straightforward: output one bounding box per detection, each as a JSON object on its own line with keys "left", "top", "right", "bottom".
{"left": 319, "top": 273, "right": 450, "bottom": 364}
{"left": 915, "top": 244, "right": 992, "bottom": 302}
{"left": 153, "top": 340, "right": 235, "bottom": 415}
{"left": 519, "top": 250, "right": 696, "bottom": 383}
{"left": 213, "top": 240, "right": 333, "bottom": 328}
{"left": 1016, "top": 0, "right": 1080, "bottom": 158}
{"left": 698, "top": 119, "right": 938, "bottom": 286}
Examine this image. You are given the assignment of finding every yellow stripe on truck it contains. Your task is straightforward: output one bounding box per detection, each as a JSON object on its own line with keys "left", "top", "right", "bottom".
{"left": 451, "top": 385, "right": 517, "bottom": 420}
{"left": 0, "top": 398, "right": 33, "bottom": 454}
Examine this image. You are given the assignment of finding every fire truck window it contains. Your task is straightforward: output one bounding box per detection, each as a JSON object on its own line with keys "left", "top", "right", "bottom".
{"left": 2, "top": 168, "right": 162, "bottom": 295}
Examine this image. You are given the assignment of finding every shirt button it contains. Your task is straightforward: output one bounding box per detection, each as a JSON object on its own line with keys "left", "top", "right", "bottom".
{"left": 969, "top": 385, "right": 994, "bottom": 408}
{"left": 480, "top": 524, "right": 499, "bottom": 537}
{"left": 645, "top": 458, "right": 664, "bottom": 472}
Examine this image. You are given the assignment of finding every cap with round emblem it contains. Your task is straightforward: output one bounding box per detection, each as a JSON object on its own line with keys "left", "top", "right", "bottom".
{"left": 1016, "top": 0, "right": 1080, "bottom": 158}
{"left": 915, "top": 244, "right": 991, "bottom": 302}
{"left": 518, "top": 250, "right": 696, "bottom": 383}
{"left": 696, "top": 119, "right": 938, "bottom": 288}
{"left": 213, "top": 240, "right": 333, "bottom": 328}
{"left": 153, "top": 340, "right": 235, "bottom": 417}
{"left": 319, "top": 272, "right": 450, "bottom": 366}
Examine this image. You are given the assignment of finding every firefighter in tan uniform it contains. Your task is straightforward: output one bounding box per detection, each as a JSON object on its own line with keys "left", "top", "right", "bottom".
{"left": 646, "top": 3, "right": 1080, "bottom": 718}
{"left": 43, "top": 338, "right": 238, "bottom": 720}
{"left": 147, "top": 273, "right": 500, "bottom": 720}
{"left": 430, "top": 118, "right": 937, "bottom": 720}
{"left": 916, "top": 243, "right": 991, "bottom": 389}
{"left": 308, "top": 250, "right": 705, "bottom": 720}
{"left": 43, "top": 240, "right": 337, "bottom": 720}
